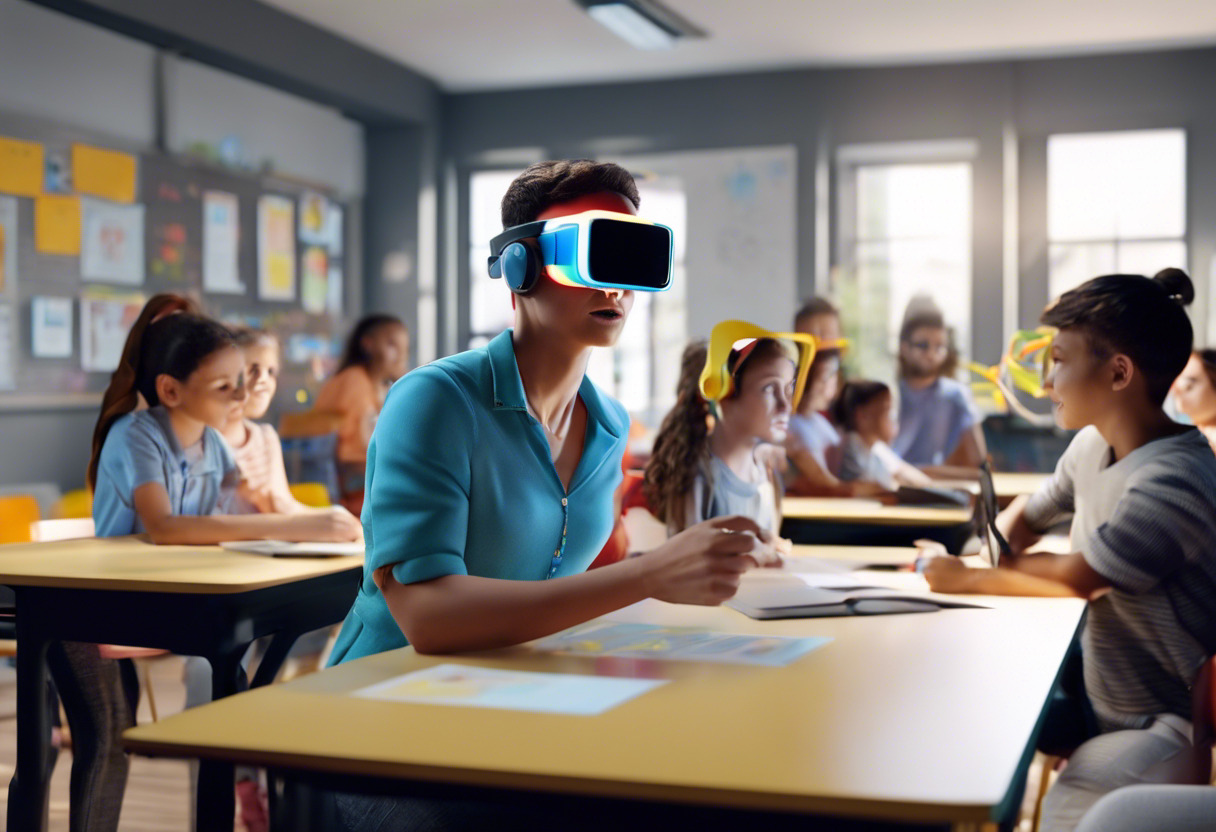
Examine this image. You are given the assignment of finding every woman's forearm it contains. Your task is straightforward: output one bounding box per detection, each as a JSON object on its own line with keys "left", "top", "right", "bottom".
{"left": 143, "top": 513, "right": 303, "bottom": 545}
{"left": 378, "top": 558, "right": 653, "bottom": 654}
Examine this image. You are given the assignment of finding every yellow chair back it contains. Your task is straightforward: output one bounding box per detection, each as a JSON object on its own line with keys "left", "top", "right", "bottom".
{"left": 52, "top": 489, "right": 93, "bottom": 519}
{"left": 0, "top": 495, "right": 41, "bottom": 544}
{"left": 289, "top": 482, "right": 332, "bottom": 508}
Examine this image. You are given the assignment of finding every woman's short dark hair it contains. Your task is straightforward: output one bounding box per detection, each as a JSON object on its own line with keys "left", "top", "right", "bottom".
{"left": 794, "top": 296, "right": 839, "bottom": 331}
{"left": 338, "top": 314, "right": 406, "bottom": 372}
{"left": 1041, "top": 267, "right": 1194, "bottom": 405}
{"left": 500, "top": 160, "right": 641, "bottom": 228}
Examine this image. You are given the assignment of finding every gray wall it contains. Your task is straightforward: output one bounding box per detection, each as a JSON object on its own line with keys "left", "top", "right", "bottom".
{"left": 443, "top": 49, "right": 1216, "bottom": 369}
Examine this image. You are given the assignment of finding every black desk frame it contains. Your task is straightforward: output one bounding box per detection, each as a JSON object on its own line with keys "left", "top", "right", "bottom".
{"left": 5, "top": 568, "right": 360, "bottom": 832}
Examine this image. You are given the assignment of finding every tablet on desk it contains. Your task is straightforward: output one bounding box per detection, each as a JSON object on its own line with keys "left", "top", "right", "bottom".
{"left": 220, "top": 540, "right": 365, "bottom": 557}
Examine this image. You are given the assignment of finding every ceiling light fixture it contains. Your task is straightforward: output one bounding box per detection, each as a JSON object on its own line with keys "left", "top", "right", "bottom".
{"left": 575, "top": 0, "right": 707, "bottom": 51}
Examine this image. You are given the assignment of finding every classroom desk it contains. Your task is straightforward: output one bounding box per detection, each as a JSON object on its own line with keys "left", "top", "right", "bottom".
{"left": 788, "top": 544, "right": 919, "bottom": 568}
{"left": 0, "top": 536, "right": 362, "bottom": 832}
{"left": 125, "top": 574, "right": 1086, "bottom": 832}
{"left": 782, "top": 498, "right": 974, "bottom": 549}
{"left": 933, "top": 472, "right": 1050, "bottom": 508}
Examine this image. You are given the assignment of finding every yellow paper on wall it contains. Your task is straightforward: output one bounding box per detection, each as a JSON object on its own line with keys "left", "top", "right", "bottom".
{"left": 72, "top": 143, "right": 137, "bottom": 203}
{"left": 0, "top": 136, "right": 44, "bottom": 197}
{"left": 35, "top": 195, "right": 82, "bottom": 256}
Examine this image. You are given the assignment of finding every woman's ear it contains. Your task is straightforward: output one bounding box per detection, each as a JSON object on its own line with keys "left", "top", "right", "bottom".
{"left": 155, "top": 374, "right": 181, "bottom": 407}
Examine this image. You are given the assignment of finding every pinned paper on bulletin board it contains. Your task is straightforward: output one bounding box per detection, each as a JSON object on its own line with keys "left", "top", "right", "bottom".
{"left": 301, "top": 246, "right": 328, "bottom": 314}
{"left": 0, "top": 196, "right": 16, "bottom": 294}
{"left": 80, "top": 288, "right": 145, "bottom": 373}
{"left": 72, "top": 143, "right": 137, "bottom": 204}
{"left": 202, "top": 190, "right": 243, "bottom": 294}
{"left": 35, "top": 195, "right": 82, "bottom": 256}
{"left": 0, "top": 136, "right": 44, "bottom": 198}
{"left": 81, "top": 198, "right": 145, "bottom": 285}
{"left": 0, "top": 304, "right": 15, "bottom": 390}
{"left": 31, "top": 296, "right": 73, "bottom": 358}
{"left": 258, "top": 195, "right": 296, "bottom": 301}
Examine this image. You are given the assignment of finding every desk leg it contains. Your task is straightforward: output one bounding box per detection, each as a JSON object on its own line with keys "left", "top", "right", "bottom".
{"left": 249, "top": 630, "right": 302, "bottom": 689}
{"left": 194, "top": 650, "right": 246, "bottom": 832}
{"left": 7, "top": 609, "right": 53, "bottom": 832}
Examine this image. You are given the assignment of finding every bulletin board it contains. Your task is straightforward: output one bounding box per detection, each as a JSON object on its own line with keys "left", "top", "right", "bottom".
{"left": 0, "top": 114, "right": 354, "bottom": 412}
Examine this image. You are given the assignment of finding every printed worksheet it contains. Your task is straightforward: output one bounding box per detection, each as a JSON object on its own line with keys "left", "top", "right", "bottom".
{"left": 532, "top": 621, "right": 830, "bottom": 667}
{"left": 352, "top": 663, "right": 666, "bottom": 715}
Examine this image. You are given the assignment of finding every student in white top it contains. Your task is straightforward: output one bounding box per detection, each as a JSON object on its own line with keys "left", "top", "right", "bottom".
{"left": 832, "top": 380, "right": 932, "bottom": 491}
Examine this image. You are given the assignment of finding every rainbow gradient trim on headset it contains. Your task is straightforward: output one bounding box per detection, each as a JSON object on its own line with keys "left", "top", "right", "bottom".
{"left": 488, "top": 210, "right": 673, "bottom": 292}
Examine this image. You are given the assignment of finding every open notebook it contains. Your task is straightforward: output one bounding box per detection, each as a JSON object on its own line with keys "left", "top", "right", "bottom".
{"left": 727, "top": 573, "right": 985, "bottom": 619}
{"left": 219, "top": 540, "right": 365, "bottom": 557}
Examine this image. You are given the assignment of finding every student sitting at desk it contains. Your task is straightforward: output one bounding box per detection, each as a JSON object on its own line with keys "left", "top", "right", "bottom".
{"left": 311, "top": 313, "right": 409, "bottom": 515}
{"left": 1169, "top": 348, "right": 1216, "bottom": 454}
{"left": 893, "top": 301, "right": 986, "bottom": 468}
{"left": 645, "top": 333, "right": 797, "bottom": 543}
{"left": 921, "top": 268, "right": 1216, "bottom": 832}
{"left": 326, "top": 161, "right": 773, "bottom": 830}
{"left": 834, "top": 379, "right": 933, "bottom": 491}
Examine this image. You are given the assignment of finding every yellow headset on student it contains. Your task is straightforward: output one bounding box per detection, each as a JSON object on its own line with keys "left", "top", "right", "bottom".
{"left": 699, "top": 320, "right": 845, "bottom": 410}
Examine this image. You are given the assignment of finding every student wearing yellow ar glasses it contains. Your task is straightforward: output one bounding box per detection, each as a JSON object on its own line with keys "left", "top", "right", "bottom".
{"left": 645, "top": 320, "right": 814, "bottom": 550}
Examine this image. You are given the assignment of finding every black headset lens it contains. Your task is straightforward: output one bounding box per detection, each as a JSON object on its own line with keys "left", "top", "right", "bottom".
{"left": 588, "top": 219, "right": 672, "bottom": 290}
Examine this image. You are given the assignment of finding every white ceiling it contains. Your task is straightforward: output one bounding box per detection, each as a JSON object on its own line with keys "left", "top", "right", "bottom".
{"left": 261, "top": 0, "right": 1216, "bottom": 92}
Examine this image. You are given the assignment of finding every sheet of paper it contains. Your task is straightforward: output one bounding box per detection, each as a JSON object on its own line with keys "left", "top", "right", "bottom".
{"left": 298, "top": 191, "right": 330, "bottom": 246}
{"left": 0, "top": 196, "right": 16, "bottom": 294}
{"left": 219, "top": 540, "right": 364, "bottom": 557}
{"left": 0, "top": 304, "right": 15, "bottom": 390}
{"left": 71, "top": 143, "right": 137, "bottom": 203}
{"left": 532, "top": 621, "right": 831, "bottom": 667}
{"left": 202, "top": 191, "right": 243, "bottom": 294}
{"left": 353, "top": 663, "right": 667, "bottom": 716}
{"left": 258, "top": 195, "right": 296, "bottom": 301}
{"left": 31, "top": 296, "right": 73, "bottom": 358}
{"left": 81, "top": 198, "right": 144, "bottom": 285}
{"left": 0, "top": 136, "right": 44, "bottom": 198}
{"left": 326, "top": 263, "right": 343, "bottom": 315}
{"left": 35, "top": 195, "right": 82, "bottom": 256}
{"left": 80, "top": 289, "right": 145, "bottom": 372}
{"left": 300, "top": 245, "right": 328, "bottom": 314}
{"left": 326, "top": 204, "right": 344, "bottom": 256}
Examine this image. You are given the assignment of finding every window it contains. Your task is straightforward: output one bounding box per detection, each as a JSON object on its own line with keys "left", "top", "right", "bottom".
{"left": 466, "top": 170, "right": 687, "bottom": 424}
{"left": 837, "top": 153, "right": 972, "bottom": 380}
{"left": 1047, "top": 129, "right": 1186, "bottom": 299}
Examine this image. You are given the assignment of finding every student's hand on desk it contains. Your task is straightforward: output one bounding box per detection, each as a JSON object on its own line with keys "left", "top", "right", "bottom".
{"left": 920, "top": 554, "right": 973, "bottom": 594}
{"left": 641, "top": 515, "right": 763, "bottom": 605}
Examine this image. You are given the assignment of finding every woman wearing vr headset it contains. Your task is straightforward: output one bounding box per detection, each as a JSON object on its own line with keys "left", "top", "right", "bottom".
{"left": 328, "top": 161, "right": 777, "bottom": 830}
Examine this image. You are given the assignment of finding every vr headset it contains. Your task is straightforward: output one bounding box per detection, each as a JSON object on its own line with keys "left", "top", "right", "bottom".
{"left": 487, "top": 210, "right": 674, "bottom": 294}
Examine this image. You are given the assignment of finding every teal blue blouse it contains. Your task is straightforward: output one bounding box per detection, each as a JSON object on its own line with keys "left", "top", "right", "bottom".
{"left": 328, "top": 330, "right": 629, "bottom": 665}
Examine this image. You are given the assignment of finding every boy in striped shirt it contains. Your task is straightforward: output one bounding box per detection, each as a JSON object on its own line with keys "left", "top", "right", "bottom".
{"left": 923, "top": 268, "right": 1216, "bottom": 832}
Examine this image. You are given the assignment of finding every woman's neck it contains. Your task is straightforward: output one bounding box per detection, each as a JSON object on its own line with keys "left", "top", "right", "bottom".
{"left": 710, "top": 423, "right": 758, "bottom": 480}
{"left": 165, "top": 407, "right": 207, "bottom": 449}
{"left": 511, "top": 328, "right": 588, "bottom": 425}
{"left": 222, "top": 418, "right": 250, "bottom": 449}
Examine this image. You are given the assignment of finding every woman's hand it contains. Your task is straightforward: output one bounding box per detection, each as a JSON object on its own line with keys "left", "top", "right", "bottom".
{"left": 288, "top": 507, "right": 363, "bottom": 542}
{"left": 640, "top": 515, "right": 765, "bottom": 605}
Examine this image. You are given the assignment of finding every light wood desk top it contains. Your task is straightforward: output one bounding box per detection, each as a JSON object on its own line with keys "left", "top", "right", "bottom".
{"left": 783, "top": 497, "right": 972, "bottom": 526}
{"left": 933, "top": 472, "right": 1050, "bottom": 501}
{"left": 126, "top": 576, "right": 1085, "bottom": 826}
{"left": 0, "top": 536, "right": 363, "bottom": 593}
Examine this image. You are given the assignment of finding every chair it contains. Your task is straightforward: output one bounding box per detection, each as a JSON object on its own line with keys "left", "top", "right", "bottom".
{"left": 289, "top": 483, "right": 332, "bottom": 508}
{"left": 0, "top": 494, "right": 40, "bottom": 544}
{"left": 280, "top": 410, "right": 343, "bottom": 501}
{"left": 51, "top": 488, "right": 93, "bottom": 519}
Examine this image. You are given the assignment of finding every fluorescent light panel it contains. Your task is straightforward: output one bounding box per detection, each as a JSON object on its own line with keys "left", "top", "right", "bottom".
{"left": 588, "top": 2, "right": 678, "bottom": 50}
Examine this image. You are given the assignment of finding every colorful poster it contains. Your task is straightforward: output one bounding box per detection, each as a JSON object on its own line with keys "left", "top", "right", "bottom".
{"left": 298, "top": 190, "right": 330, "bottom": 246}
{"left": 31, "top": 296, "right": 73, "bottom": 358}
{"left": 0, "top": 304, "right": 14, "bottom": 390}
{"left": 353, "top": 663, "right": 667, "bottom": 716}
{"left": 258, "top": 195, "right": 295, "bottom": 301}
{"left": 35, "top": 195, "right": 82, "bottom": 256}
{"left": 81, "top": 198, "right": 145, "bottom": 285}
{"left": 202, "top": 190, "right": 243, "bottom": 294}
{"left": 300, "top": 245, "right": 328, "bottom": 314}
{"left": 532, "top": 621, "right": 831, "bottom": 667}
{"left": 149, "top": 221, "right": 188, "bottom": 282}
{"left": 80, "top": 289, "right": 145, "bottom": 372}
{"left": 71, "top": 143, "right": 137, "bottom": 203}
{"left": 0, "top": 196, "right": 16, "bottom": 294}
{"left": 0, "top": 136, "right": 44, "bottom": 198}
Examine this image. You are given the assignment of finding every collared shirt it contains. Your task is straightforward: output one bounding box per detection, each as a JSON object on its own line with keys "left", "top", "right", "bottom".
{"left": 93, "top": 406, "right": 240, "bottom": 537}
{"left": 328, "top": 329, "right": 629, "bottom": 665}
